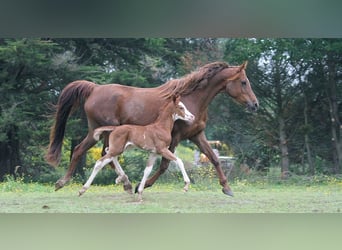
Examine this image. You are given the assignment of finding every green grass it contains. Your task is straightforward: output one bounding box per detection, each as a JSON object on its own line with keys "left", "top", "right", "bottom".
{"left": 1, "top": 177, "right": 342, "bottom": 213}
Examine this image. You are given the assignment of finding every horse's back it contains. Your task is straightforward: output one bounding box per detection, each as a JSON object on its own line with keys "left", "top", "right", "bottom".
{"left": 85, "top": 83, "right": 164, "bottom": 128}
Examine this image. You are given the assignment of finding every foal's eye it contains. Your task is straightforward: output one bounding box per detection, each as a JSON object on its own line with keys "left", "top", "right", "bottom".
{"left": 241, "top": 81, "right": 247, "bottom": 86}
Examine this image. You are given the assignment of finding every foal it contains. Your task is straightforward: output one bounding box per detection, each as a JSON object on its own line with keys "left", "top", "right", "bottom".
{"left": 78, "top": 95, "right": 195, "bottom": 201}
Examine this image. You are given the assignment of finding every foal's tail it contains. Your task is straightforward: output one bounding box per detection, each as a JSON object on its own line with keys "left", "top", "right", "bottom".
{"left": 93, "top": 126, "right": 117, "bottom": 141}
{"left": 45, "top": 80, "right": 96, "bottom": 167}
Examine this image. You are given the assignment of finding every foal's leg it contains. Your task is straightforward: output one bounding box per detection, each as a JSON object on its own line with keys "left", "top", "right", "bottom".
{"left": 112, "top": 156, "right": 126, "bottom": 184}
{"left": 102, "top": 138, "right": 132, "bottom": 193}
{"left": 173, "top": 157, "right": 191, "bottom": 192}
{"left": 112, "top": 156, "right": 133, "bottom": 194}
{"left": 159, "top": 148, "right": 190, "bottom": 192}
{"left": 135, "top": 138, "right": 180, "bottom": 192}
{"left": 137, "top": 153, "right": 158, "bottom": 201}
{"left": 190, "top": 131, "right": 233, "bottom": 197}
{"left": 79, "top": 155, "right": 113, "bottom": 196}
{"left": 55, "top": 133, "right": 97, "bottom": 191}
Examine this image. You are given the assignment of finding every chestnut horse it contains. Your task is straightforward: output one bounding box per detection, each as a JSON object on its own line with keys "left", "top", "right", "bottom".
{"left": 79, "top": 95, "right": 195, "bottom": 201}
{"left": 46, "top": 61, "right": 258, "bottom": 196}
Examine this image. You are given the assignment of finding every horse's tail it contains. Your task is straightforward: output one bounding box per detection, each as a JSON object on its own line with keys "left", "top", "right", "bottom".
{"left": 45, "top": 80, "right": 96, "bottom": 167}
{"left": 93, "top": 126, "right": 117, "bottom": 141}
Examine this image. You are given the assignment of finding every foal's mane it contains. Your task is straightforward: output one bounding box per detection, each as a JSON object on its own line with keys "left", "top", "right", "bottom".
{"left": 159, "top": 61, "right": 229, "bottom": 98}
{"left": 157, "top": 95, "right": 177, "bottom": 116}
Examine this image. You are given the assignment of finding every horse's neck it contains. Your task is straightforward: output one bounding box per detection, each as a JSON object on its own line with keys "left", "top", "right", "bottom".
{"left": 153, "top": 105, "right": 175, "bottom": 132}
{"left": 191, "top": 80, "right": 226, "bottom": 110}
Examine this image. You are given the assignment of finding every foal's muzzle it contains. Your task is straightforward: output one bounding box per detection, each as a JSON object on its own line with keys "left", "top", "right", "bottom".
{"left": 186, "top": 114, "right": 195, "bottom": 123}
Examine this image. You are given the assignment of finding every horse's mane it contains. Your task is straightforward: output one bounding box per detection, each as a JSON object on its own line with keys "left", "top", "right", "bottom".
{"left": 159, "top": 61, "right": 230, "bottom": 98}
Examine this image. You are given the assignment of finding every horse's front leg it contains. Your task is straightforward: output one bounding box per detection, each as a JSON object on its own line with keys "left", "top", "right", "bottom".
{"left": 79, "top": 156, "right": 113, "bottom": 196}
{"left": 135, "top": 138, "right": 179, "bottom": 193}
{"left": 153, "top": 148, "right": 190, "bottom": 192}
{"left": 173, "top": 157, "right": 191, "bottom": 192}
{"left": 137, "top": 153, "right": 158, "bottom": 201}
{"left": 190, "top": 131, "right": 233, "bottom": 197}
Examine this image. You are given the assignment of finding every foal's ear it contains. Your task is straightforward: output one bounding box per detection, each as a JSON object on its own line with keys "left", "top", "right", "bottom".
{"left": 239, "top": 61, "right": 248, "bottom": 72}
{"left": 172, "top": 94, "right": 180, "bottom": 103}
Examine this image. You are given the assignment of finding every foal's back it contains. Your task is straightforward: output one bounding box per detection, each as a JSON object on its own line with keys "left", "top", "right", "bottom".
{"left": 108, "top": 123, "right": 171, "bottom": 155}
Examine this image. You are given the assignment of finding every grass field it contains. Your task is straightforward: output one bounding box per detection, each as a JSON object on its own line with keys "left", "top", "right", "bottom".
{"left": 1, "top": 176, "right": 342, "bottom": 213}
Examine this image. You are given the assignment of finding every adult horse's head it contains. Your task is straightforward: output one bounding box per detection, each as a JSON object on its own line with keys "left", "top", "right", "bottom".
{"left": 223, "top": 61, "right": 259, "bottom": 112}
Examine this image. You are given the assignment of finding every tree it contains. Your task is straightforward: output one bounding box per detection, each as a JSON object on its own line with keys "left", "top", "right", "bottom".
{"left": 220, "top": 38, "right": 342, "bottom": 176}
{"left": 220, "top": 39, "right": 306, "bottom": 175}
{"left": 306, "top": 39, "right": 342, "bottom": 174}
{"left": 0, "top": 39, "right": 62, "bottom": 180}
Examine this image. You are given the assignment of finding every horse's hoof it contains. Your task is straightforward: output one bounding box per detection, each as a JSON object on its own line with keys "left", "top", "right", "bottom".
{"left": 123, "top": 183, "right": 133, "bottom": 194}
{"left": 115, "top": 178, "right": 121, "bottom": 185}
{"left": 183, "top": 182, "right": 190, "bottom": 192}
{"left": 55, "top": 180, "right": 64, "bottom": 191}
{"left": 222, "top": 188, "right": 234, "bottom": 197}
{"left": 134, "top": 182, "right": 153, "bottom": 193}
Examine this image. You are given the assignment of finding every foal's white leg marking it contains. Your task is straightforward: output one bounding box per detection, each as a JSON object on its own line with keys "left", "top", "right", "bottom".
{"left": 112, "top": 156, "right": 128, "bottom": 184}
{"left": 173, "top": 157, "right": 191, "bottom": 192}
{"left": 138, "top": 153, "right": 158, "bottom": 201}
{"left": 79, "top": 157, "right": 113, "bottom": 196}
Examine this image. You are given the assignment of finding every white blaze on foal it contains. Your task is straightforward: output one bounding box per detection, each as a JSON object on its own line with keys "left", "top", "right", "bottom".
{"left": 79, "top": 95, "right": 195, "bottom": 201}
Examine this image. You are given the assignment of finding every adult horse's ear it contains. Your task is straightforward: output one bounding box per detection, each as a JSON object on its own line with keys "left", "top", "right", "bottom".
{"left": 239, "top": 61, "right": 248, "bottom": 72}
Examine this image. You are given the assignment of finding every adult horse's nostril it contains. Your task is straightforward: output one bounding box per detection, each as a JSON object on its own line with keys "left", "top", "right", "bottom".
{"left": 247, "top": 101, "right": 259, "bottom": 112}
{"left": 252, "top": 102, "right": 259, "bottom": 112}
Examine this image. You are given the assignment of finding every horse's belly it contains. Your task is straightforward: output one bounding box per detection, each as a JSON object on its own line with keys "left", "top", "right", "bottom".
{"left": 124, "top": 141, "right": 157, "bottom": 153}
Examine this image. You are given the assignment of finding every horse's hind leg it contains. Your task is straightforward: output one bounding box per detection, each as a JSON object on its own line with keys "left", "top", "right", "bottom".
{"left": 55, "top": 133, "right": 97, "bottom": 191}
{"left": 102, "top": 134, "right": 132, "bottom": 193}
{"left": 79, "top": 155, "right": 113, "bottom": 196}
{"left": 112, "top": 156, "right": 132, "bottom": 194}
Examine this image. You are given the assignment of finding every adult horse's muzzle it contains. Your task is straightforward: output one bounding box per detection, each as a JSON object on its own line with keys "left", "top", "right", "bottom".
{"left": 247, "top": 101, "right": 259, "bottom": 112}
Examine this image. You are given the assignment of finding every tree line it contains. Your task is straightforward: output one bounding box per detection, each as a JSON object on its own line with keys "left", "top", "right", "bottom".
{"left": 0, "top": 38, "right": 341, "bottom": 182}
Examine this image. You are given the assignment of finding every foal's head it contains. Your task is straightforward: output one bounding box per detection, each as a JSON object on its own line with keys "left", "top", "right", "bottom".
{"left": 223, "top": 61, "right": 259, "bottom": 112}
{"left": 171, "top": 95, "right": 195, "bottom": 123}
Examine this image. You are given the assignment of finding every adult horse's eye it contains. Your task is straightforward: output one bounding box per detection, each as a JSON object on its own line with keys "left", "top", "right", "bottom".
{"left": 241, "top": 81, "right": 247, "bottom": 86}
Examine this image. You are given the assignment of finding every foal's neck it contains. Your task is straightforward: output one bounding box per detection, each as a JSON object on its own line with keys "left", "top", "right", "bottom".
{"left": 154, "top": 103, "right": 176, "bottom": 132}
